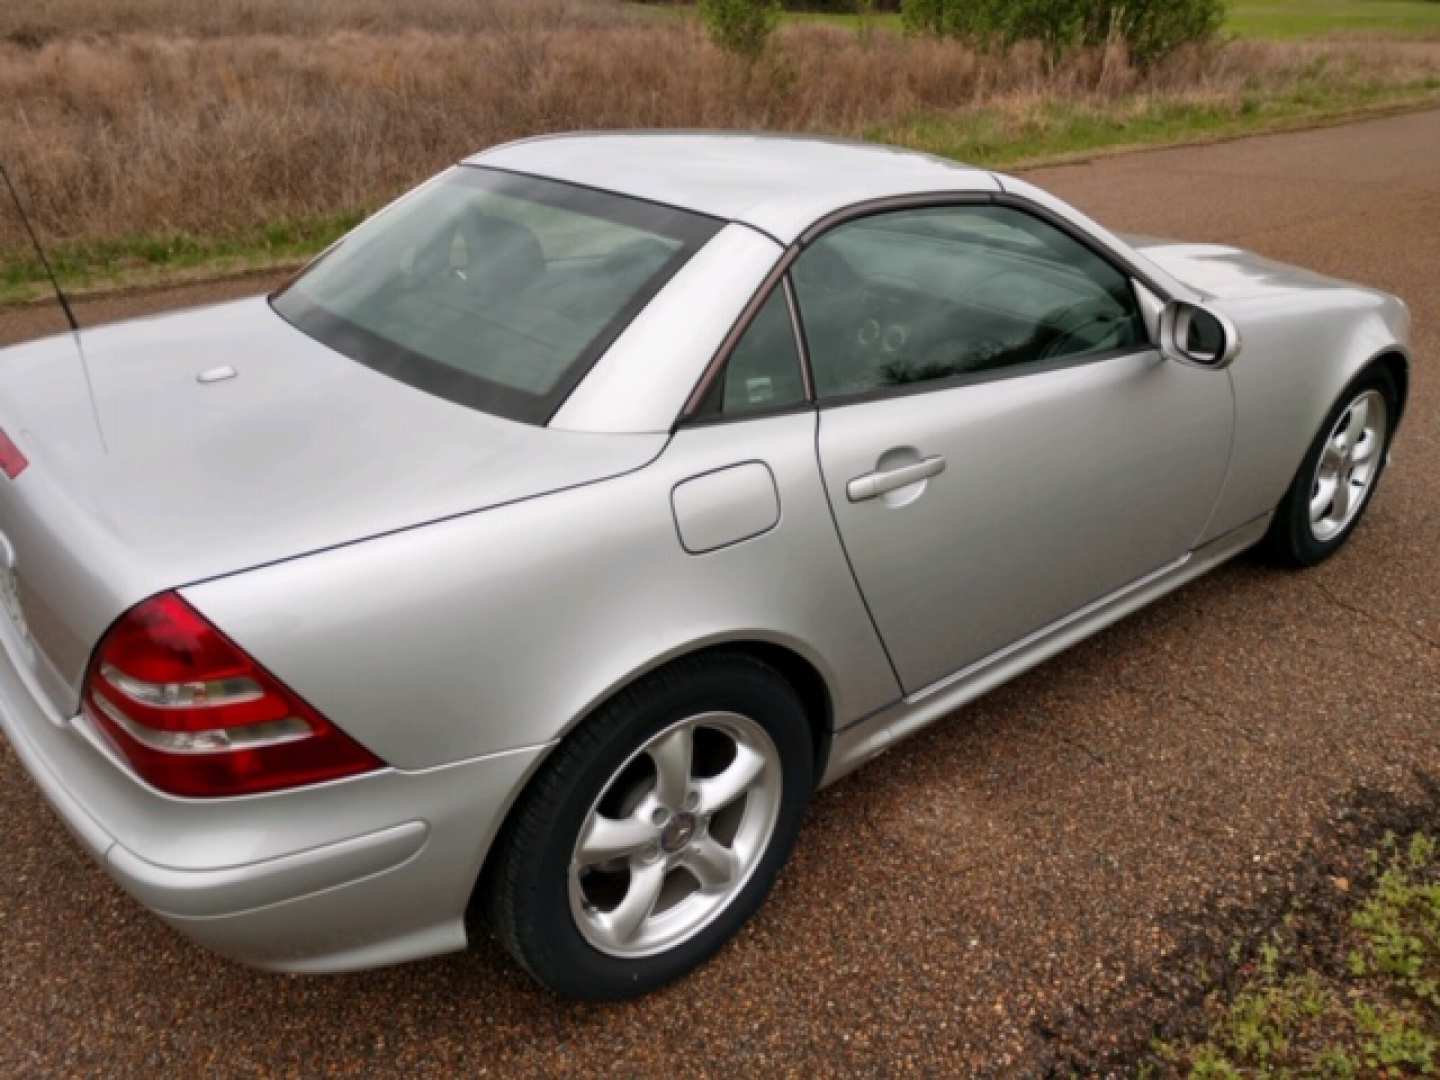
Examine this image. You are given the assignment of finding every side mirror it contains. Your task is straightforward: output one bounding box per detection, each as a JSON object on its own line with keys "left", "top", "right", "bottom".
{"left": 1159, "top": 300, "right": 1240, "bottom": 368}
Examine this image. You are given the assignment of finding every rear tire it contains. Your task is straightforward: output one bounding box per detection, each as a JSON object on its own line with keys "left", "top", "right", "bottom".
{"left": 1263, "top": 365, "right": 1397, "bottom": 567}
{"left": 481, "top": 653, "right": 813, "bottom": 1000}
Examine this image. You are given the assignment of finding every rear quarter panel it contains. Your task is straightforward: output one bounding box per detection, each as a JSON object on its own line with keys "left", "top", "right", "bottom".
{"left": 1200, "top": 288, "right": 1410, "bottom": 542}
{"left": 181, "top": 412, "right": 900, "bottom": 769}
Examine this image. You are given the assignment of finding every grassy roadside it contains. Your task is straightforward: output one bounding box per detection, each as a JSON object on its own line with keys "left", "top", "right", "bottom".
{"left": 1226, "top": 0, "right": 1440, "bottom": 40}
{"left": 774, "top": 0, "right": 1440, "bottom": 38}
{"left": 1150, "top": 831, "right": 1440, "bottom": 1077}
{"left": 0, "top": 213, "right": 363, "bottom": 309}
{"left": 873, "top": 79, "right": 1440, "bottom": 171}
{"left": 4, "top": 85, "right": 1436, "bottom": 309}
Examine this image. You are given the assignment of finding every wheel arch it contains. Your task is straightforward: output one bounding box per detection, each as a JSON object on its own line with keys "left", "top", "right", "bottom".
{"left": 702, "top": 639, "right": 835, "bottom": 776}
{"left": 466, "top": 635, "right": 836, "bottom": 933}
{"left": 558, "top": 635, "right": 837, "bottom": 784}
{"left": 1199, "top": 295, "right": 1411, "bottom": 544}
{"left": 1370, "top": 346, "right": 1410, "bottom": 427}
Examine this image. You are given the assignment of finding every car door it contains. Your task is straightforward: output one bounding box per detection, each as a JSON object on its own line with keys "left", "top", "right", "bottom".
{"left": 792, "top": 201, "right": 1234, "bottom": 694}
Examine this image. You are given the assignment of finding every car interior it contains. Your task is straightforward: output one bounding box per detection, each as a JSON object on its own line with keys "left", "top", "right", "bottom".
{"left": 791, "top": 211, "right": 1148, "bottom": 400}
{"left": 384, "top": 205, "right": 682, "bottom": 396}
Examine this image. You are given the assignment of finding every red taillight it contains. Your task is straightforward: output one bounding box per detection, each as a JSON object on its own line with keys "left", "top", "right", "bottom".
{"left": 82, "top": 592, "right": 384, "bottom": 797}
{"left": 0, "top": 428, "right": 28, "bottom": 479}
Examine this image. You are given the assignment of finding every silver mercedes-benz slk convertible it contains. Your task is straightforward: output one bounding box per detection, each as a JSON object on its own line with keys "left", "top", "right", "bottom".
{"left": 0, "top": 133, "right": 1410, "bottom": 998}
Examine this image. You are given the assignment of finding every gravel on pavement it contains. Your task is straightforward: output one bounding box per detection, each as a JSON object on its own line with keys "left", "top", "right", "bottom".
{"left": 1, "top": 108, "right": 1437, "bottom": 1077}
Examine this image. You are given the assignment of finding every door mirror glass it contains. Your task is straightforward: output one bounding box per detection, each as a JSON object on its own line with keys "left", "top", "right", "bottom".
{"left": 1159, "top": 300, "right": 1240, "bottom": 368}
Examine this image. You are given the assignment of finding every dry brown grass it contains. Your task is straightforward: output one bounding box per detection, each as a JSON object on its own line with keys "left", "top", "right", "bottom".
{"left": 2, "top": 0, "right": 1438, "bottom": 264}
{"left": 1, "top": 0, "right": 642, "bottom": 41}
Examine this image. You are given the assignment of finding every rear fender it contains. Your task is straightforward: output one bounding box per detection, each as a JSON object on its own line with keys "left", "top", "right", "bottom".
{"left": 182, "top": 412, "right": 899, "bottom": 770}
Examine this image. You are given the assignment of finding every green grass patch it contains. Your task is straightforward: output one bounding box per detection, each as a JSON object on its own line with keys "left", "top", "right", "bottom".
{"left": 871, "top": 79, "right": 1440, "bottom": 167}
{"left": 1152, "top": 831, "right": 1440, "bottom": 1076}
{"left": 1228, "top": 0, "right": 1440, "bottom": 40}
{"left": 0, "top": 211, "right": 364, "bottom": 306}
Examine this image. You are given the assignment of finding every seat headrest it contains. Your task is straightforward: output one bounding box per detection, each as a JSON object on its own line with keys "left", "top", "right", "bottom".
{"left": 457, "top": 212, "right": 545, "bottom": 299}
{"left": 410, "top": 211, "right": 545, "bottom": 300}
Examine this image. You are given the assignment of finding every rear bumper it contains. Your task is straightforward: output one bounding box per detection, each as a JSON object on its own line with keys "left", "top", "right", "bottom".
{"left": 0, "top": 623, "right": 550, "bottom": 973}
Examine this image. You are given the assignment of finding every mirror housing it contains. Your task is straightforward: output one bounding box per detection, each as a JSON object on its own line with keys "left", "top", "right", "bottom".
{"left": 1159, "top": 300, "right": 1241, "bottom": 369}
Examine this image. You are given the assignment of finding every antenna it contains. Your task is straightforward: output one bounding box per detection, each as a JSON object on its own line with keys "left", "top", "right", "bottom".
{"left": 1, "top": 162, "right": 79, "bottom": 334}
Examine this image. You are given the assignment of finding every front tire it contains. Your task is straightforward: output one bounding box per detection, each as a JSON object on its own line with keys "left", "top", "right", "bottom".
{"left": 481, "top": 653, "right": 814, "bottom": 1000}
{"left": 1263, "top": 365, "right": 1397, "bottom": 567}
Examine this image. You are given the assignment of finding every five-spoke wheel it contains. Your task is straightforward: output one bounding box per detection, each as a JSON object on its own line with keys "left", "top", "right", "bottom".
{"left": 1266, "top": 364, "right": 1398, "bottom": 566}
{"left": 1309, "top": 388, "right": 1387, "bottom": 542}
{"left": 482, "top": 653, "right": 812, "bottom": 999}
{"left": 568, "top": 712, "right": 781, "bottom": 957}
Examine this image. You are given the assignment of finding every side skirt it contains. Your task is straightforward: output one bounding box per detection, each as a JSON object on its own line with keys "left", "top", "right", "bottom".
{"left": 817, "top": 512, "right": 1272, "bottom": 789}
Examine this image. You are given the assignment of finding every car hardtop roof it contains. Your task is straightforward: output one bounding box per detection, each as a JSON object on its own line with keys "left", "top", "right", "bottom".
{"left": 465, "top": 130, "right": 1001, "bottom": 245}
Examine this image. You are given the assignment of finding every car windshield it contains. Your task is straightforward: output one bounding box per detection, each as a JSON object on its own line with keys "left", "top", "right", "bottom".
{"left": 272, "top": 166, "right": 722, "bottom": 424}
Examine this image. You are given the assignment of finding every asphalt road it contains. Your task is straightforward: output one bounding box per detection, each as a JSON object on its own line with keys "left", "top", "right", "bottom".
{"left": 1, "top": 109, "right": 1438, "bottom": 1076}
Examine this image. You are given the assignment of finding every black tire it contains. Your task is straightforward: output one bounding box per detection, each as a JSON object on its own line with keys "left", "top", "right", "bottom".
{"left": 481, "top": 652, "right": 814, "bottom": 1000}
{"left": 1263, "top": 364, "right": 1398, "bottom": 567}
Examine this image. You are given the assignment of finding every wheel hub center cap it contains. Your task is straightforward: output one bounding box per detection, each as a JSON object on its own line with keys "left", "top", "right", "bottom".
{"left": 660, "top": 812, "right": 696, "bottom": 853}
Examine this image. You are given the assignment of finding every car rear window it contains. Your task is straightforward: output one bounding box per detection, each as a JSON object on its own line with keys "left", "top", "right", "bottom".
{"left": 271, "top": 166, "right": 722, "bottom": 425}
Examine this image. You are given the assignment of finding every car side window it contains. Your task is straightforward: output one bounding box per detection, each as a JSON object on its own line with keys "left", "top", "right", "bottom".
{"left": 694, "top": 285, "right": 807, "bottom": 417}
{"left": 791, "top": 204, "right": 1147, "bottom": 401}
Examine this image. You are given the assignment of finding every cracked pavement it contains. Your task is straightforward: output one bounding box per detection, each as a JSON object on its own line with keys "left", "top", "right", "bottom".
{"left": 0, "top": 108, "right": 1437, "bottom": 1075}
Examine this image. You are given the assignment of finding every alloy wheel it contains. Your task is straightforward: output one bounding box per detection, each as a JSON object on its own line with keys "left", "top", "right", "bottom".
{"left": 568, "top": 711, "right": 782, "bottom": 958}
{"left": 1309, "top": 388, "right": 1387, "bottom": 543}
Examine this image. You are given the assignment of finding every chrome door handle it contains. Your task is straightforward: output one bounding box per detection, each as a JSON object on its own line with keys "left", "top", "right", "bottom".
{"left": 846, "top": 454, "right": 946, "bottom": 502}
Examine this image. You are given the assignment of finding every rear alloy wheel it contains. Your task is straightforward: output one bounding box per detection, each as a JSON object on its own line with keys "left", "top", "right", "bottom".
{"left": 569, "top": 711, "right": 782, "bottom": 959}
{"left": 482, "top": 653, "right": 813, "bottom": 999}
{"left": 1265, "top": 366, "right": 1397, "bottom": 566}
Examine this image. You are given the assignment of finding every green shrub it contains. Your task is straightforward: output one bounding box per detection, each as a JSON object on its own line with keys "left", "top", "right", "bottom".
{"left": 698, "top": 0, "right": 782, "bottom": 59}
{"left": 777, "top": 0, "right": 902, "bottom": 9}
{"left": 900, "top": 0, "right": 1226, "bottom": 66}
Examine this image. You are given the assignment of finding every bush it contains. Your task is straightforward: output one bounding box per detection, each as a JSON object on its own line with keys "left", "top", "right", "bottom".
{"left": 901, "top": 0, "right": 1226, "bottom": 66}
{"left": 784, "top": 0, "right": 902, "bottom": 9}
{"left": 698, "top": 0, "right": 782, "bottom": 58}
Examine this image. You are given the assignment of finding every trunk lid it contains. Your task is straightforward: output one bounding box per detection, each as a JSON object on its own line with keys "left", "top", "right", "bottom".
{"left": 0, "top": 296, "right": 666, "bottom": 711}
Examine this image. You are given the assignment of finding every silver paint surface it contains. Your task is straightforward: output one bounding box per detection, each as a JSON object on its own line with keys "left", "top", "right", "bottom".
{"left": 470, "top": 132, "right": 1001, "bottom": 244}
{"left": 0, "top": 133, "right": 1409, "bottom": 974}
{"left": 671, "top": 462, "right": 780, "bottom": 554}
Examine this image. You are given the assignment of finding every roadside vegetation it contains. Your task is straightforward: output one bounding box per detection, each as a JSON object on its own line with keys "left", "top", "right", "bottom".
{"left": 682, "top": 0, "right": 1440, "bottom": 39}
{"left": 897, "top": 0, "right": 1226, "bottom": 66}
{"left": 1151, "top": 832, "right": 1440, "bottom": 1077}
{"left": 3, "top": 0, "right": 1439, "bottom": 304}
{"left": 1228, "top": 0, "right": 1440, "bottom": 40}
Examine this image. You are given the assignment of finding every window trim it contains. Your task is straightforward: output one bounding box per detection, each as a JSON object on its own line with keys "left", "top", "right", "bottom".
{"left": 678, "top": 397, "right": 815, "bottom": 429}
{"left": 677, "top": 242, "right": 810, "bottom": 422}
{"left": 272, "top": 165, "right": 724, "bottom": 428}
{"left": 781, "top": 273, "right": 817, "bottom": 403}
{"left": 801, "top": 340, "right": 1152, "bottom": 412}
{"left": 798, "top": 191, "right": 1176, "bottom": 304}
{"left": 795, "top": 195, "right": 1161, "bottom": 410}
{"left": 680, "top": 270, "right": 815, "bottom": 428}
{"left": 677, "top": 191, "right": 1175, "bottom": 426}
